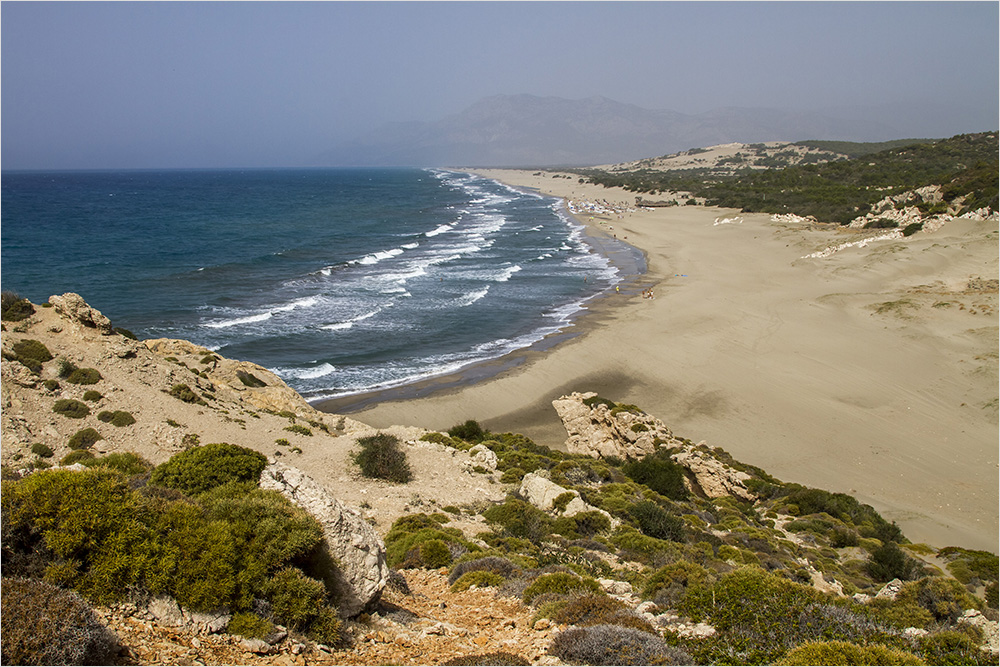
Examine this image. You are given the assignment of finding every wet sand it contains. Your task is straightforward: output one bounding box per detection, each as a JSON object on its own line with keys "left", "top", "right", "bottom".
{"left": 323, "top": 169, "right": 999, "bottom": 552}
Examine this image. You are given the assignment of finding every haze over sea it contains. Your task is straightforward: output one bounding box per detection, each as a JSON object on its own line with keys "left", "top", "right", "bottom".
{"left": 2, "top": 169, "right": 637, "bottom": 401}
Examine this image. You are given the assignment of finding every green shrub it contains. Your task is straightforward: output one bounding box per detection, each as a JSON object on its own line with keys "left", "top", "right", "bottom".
{"left": 482, "top": 498, "right": 552, "bottom": 542}
{"left": 897, "top": 576, "right": 980, "bottom": 623}
{"left": 0, "top": 577, "right": 120, "bottom": 665}
{"left": 1, "top": 292, "right": 35, "bottom": 321}
{"left": 863, "top": 218, "right": 899, "bottom": 229}
{"left": 12, "top": 339, "right": 53, "bottom": 364}
{"left": 284, "top": 424, "right": 313, "bottom": 436}
{"left": 775, "top": 640, "right": 924, "bottom": 665}
{"left": 500, "top": 467, "right": 526, "bottom": 483}
{"left": 986, "top": 581, "right": 998, "bottom": 609}
{"left": 31, "top": 442, "right": 54, "bottom": 458}
{"left": 448, "top": 420, "right": 487, "bottom": 443}
{"left": 548, "top": 593, "right": 655, "bottom": 633}
{"left": 66, "top": 367, "right": 102, "bottom": 385}
{"left": 56, "top": 358, "right": 78, "bottom": 378}
{"left": 917, "top": 629, "right": 995, "bottom": 666}
{"left": 262, "top": 567, "right": 326, "bottom": 629}
{"left": 582, "top": 395, "right": 616, "bottom": 410}
{"left": 68, "top": 428, "right": 103, "bottom": 450}
{"left": 305, "top": 605, "right": 342, "bottom": 646}
{"left": 43, "top": 379, "right": 60, "bottom": 391}
{"left": 629, "top": 500, "right": 685, "bottom": 541}
{"left": 227, "top": 611, "right": 275, "bottom": 639}
{"left": 451, "top": 570, "right": 505, "bottom": 592}
{"left": 642, "top": 560, "right": 711, "bottom": 606}
{"left": 902, "top": 222, "right": 924, "bottom": 236}
{"left": 60, "top": 450, "right": 95, "bottom": 465}
{"left": 82, "top": 390, "right": 103, "bottom": 402}
{"left": 82, "top": 452, "right": 153, "bottom": 477}
{"left": 53, "top": 399, "right": 90, "bottom": 419}
{"left": 522, "top": 572, "right": 601, "bottom": 605}
{"left": 236, "top": 369, "right": 267, "bottom": 387}
{"left": 549, "top": 624, "right": 692, "bottom": 666}
{"left": 867, "top": 541, "right": 919, "bottom": 582}
{"left": 352, "top": 433, "right": 412, "bottom": 483}
{"left": 420, "top": 539, "right": 453, "bottom": 568}
{"left": 149, "top": 442, "right": 268, "bottom": 495}
{"left": 448, "top": 556, "right": 519, "bottom": 585}
{"left": 275, "top": 438, "right": 290, "bottom": 447}
{"left": 168, "top": 383, "right": 206, "bottom": 405}
{"left": 621, "top": 454, "right": 688, "bottom": 500}
{"left": 97, "top": 410, "right": 136, "bottom": 427}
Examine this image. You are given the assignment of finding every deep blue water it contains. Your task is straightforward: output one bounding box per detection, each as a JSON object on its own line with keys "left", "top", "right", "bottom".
{"left": 1, "top": 168, "right": 634, "bottom": 400}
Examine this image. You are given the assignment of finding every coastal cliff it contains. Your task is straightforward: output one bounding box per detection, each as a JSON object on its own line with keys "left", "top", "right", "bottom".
{"left": 2, "top": 293, "right": 997, "bottom": 665}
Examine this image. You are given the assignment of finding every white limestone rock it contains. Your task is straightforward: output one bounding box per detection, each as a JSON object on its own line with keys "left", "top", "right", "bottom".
{"left": 49, "top": 292, "right": 114, "bottom": 333}
{"left": 552, "top": 391, "right": 677, "bottom": 459}
{"left": 259, "top": 463, "right": 390, "bottom": 617}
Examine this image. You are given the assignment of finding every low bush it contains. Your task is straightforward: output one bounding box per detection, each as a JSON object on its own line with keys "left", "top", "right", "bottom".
{"left": 353, "top": 433, "right": 412, "bottom": 483}
{"left": 168, "top": 383, "right": 206, "bottom": 405}
{"left": 522, "top": 572, "right": 602, "bottom": 605}
{"left": 149, "top": 442, "right": 268, "bottom": 495}
{"left": 548, "top": 593, "right": 655, "bottom": 633}
{"left": 12, "top": 339, "right": 53, "bottom": 364}
{"left": 43, "top": 379, "right": 60, "bottom": 391}
{"left": 642, "top": 560, "right": 711, "bottom": 607}
{"left": 549, "top": 624, "right": 692, "bottom": 666}
{"left": 483, "top": 498, "right": 553, "bottom": 542}
{"left": 448, "top": 419, "right": 487, "bottom": 443}
{"left": 1, "top": 292, "right": 35, "bottom": 321}
{"left": 622, "top": 453, "right": 688, "bottom": 500}
{"left": 420, "top": 539, "right": 454, "bottom": 568}
{"left": 775, "top": 640, "right": 924, "bottom": 665}
{"left": 262, "top": 567, "right": 327, "bottom": 629}
{"left": 97, "top": 410, "right": 136, "bottom": 427}
{"left": 0, "top": 577, "right": 120, "bottom": 665}
{"left": 82, "top": 390, "right": 103, "bottom": 402}
{"left": 53, "top": 399, "right": 90, "bottom": 419}
{"left": 867, "top": 541, "right": 919, "bottom": 582}
{"left": 305, "top": 605, "right": 342, "bottom": 646}
{"left": 917, "top": 629, "right": 995, "bottom": 665}
{"left": 113, "top": 327, "right": 137, "bottom": 340}
{"left": 451, "top": 570, "right": 505, "bottom": 592}
{"left": 284, "top": 424, "right": 313, "bottom": 437}
{"left": 60, "top": 450, "right": 95, "bottom": 465}
{"left": 31, "top": 442, "right": 54, "bottom": 458}
{"left": 82, "top": 452, "right": 153, "bottom": 477}
{"left": 236, "top": 369, "right": 267, "bottom": 387}
{"left": 68, "top": 428, "right": 103, "bottom": 450}
{"left": 448, "top": 555, "right": 519, "bottom": 585}
{"left": 902, "top": 222, "right": 924, "bottom": 237}
{"left": 66, "top": 367, "right": 102, "bottom": 385}
{"left": 897, "top": 576, "right": 980, "bottom": 623}
{"left": 227, "top": 611, "right": 275, "bottom": 639}
{"left": 629, "top": 500, "right": 685, "bottom": 541}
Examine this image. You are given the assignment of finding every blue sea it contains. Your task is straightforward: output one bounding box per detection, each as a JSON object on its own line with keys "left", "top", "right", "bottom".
{"left": 1, "top": 169, "right": 640, "bottom": 403}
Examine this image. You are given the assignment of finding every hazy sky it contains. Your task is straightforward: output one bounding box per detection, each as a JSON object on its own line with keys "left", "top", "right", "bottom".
{"left": 3, "top": 1, "right": 997, "bottom": 169}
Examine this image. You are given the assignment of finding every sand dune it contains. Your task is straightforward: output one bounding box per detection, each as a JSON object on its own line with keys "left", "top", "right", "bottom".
{"left": 349, "top": 169, "right": 999, "bottom": 551}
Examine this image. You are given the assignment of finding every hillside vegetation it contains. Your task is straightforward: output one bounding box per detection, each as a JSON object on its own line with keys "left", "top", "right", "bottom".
{"left": 573, "top": 132, "right": 998, "bottom": 224}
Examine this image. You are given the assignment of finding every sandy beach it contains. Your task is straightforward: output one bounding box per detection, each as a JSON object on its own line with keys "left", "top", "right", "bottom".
{"left": 334, "top": 169, "right": 999, "bottom": 552}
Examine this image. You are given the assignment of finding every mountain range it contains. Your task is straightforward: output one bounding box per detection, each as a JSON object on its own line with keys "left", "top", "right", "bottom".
{"left": 313, "top": 94, "right": 898, "bottom": 167}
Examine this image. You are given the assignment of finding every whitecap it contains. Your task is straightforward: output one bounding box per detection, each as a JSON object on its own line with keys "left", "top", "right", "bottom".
{"left": 425, "top": 224, "right": 453, "bottom": 237}
{"left": 456, "top": 287, "right": 490, "bottom": 307}
{"left": 204, "top": 311, "right": 273, "bottom": 329}
{"left": 271, "top": 362, "right": 337, "bottom": 380}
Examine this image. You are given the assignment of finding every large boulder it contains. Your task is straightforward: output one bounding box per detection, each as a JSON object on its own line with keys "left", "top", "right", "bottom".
{"left": 49, "top": 292, "right": 113, "bottom": 333}
{"left": 259, "top": 464, "right": 389, "bottom": 617}
{"left": 552, "top": 391, "right": 678, "bottom": 459}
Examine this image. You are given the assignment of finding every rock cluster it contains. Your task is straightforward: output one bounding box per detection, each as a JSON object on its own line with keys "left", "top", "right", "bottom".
{"left": 519, "top": 471, "right": 615, "bottom": 525}
{"left": 48, "top": 292, "right": 114, "bottom": 333}
{"left": 552, "top": 391, "right": 679, "bottom": 459}
{"left": 259, "top": 463, "right": 390, "bottom": 617}
{"left": 670, "top": 445, "right": 756, "bottom": 502}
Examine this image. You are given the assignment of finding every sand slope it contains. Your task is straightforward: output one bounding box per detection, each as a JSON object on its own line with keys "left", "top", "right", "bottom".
{"left": 352, "top": 169, "right": 999, "bottom": 551}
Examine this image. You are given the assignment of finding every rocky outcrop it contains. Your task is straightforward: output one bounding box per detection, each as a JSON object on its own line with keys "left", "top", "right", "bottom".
{"left": 552, "top": 391, "right": 679, "bottom": 459}
{"left": 519, "top": 471, "right": 613, "bottom": 525}
{"left": 49, "top": 292, "right": 114, "bottom": 333}
{"left": 259, "top": 464, "right": 390, "bottom": 617}
{"left": 670, "top": 445, "right": 756, "bottom": 502}
{"left": 462, "top": 444, "right": 498, "bottom": 473}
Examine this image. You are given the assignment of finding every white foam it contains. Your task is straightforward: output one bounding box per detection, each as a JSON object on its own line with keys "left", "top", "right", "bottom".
{"left": 358, "top": 247, "right": 405, "bottom": 265}
{"left": 497, "top": 265, "right": 522, "bottom": 282}
{"left": 204, "top": 311, "right": 272, "bottom": 328}
{"left": 457, "top": 287, "right": 490, "bottom": 307}
{"left": 272, "top": 362, "right": 337, "bottom": 380}
{"left": 426, "top": 224, "right": 453, "bottom": 237}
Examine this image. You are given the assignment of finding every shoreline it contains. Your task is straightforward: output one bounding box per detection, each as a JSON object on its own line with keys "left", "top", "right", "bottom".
{"left": 324, "top": 168, "right": 999, "bottom": 552}
{"left": 315, "top": 175, "right": 648, "bottom": 414}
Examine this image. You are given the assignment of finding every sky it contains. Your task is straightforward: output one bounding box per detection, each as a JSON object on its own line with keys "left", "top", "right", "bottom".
{"left": 2, "top": 1, "right": 997, "bottom": 170}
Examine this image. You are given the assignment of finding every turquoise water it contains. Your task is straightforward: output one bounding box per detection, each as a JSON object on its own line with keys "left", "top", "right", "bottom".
{"left": 2, "top": 168, "right": 638, "bottom": 400}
